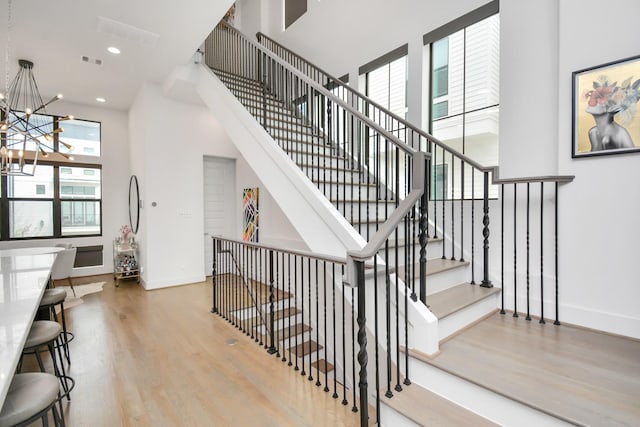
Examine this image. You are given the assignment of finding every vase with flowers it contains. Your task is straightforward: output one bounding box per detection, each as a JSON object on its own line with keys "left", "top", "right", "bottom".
{"left": 585, "top": 76, "right": 640, "bottom": 151}
{"left": 120, "top": 224, "right": 133, "bottom": 246}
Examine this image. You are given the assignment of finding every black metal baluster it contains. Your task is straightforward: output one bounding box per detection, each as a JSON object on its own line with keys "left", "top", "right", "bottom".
{"left": 404, "top": 214, "right": 411, "bottom": 387}
{"left": 314, "top": 259, "right": 320, "bottom": 385}
{"left": 394, "top": 148, "right": 402, "bottom": 393}
{"left": 276, "top": 252, "right": 281, "bottom": 358}
{"left": 500, "top": 184, "right": 505, "bottom": 315}
{"left": 308, "top": 258, "right": 313, "bottom": 381}
{"left": 373, "top": 257, "right": 381, "bottom": 425}
{"left": 294, "top": 255, "right": 300, "bottom": 371}
{"left": 451, "top": 153, "right": 456, "bottom": 261}
{"left": 260, "top": 248, "right": 268, "bottom": 349}
{"left": 212, "top": 239, "right": 217, "bottom": 314}
{"left": 268, "top": 250, "right": 276, "bottom": 354}
{"left": 300, "top": 256, "right": 305, "bottom": 376}
{"left": 540, "top": 183, "right": 546, "bottom": 325}
{"left": 342, "top": 265, "right": 348, "bottom": 407}
{"left": 471, "top": 170, "right": 476, "bottom": 284}
{"left": 441, "top": 149, "right": 446, "bottom": 260}
{"left": 332, "top": 263, "right": 338, "bottom": 399}
{"left": 460, "top": 160, "right": 465, "bottom": 262}
{"left": 526, "top": 183, "right": 531, "bottom": 321}
{"left": 513, "top": 185, "right": 518, "bottom": 317}
{"left": 323, "top": 261, "right": 329, "bottom": 391}
{"left": 249, "top": 244, "right": 255, "bottom": 340}
{"left": 288, "top": 254, "right": 293, "bottom": 364}
{"left": 554, "top": 182, "right": 560, "bottom": 326}
{"left": 242, "top": 244, "right": 247, "bottom": 335}
{"left": 351, "top": 285, "right": 358, "bottom": 413}
{"left": 385, "top": 240, "right": 392, "bottom": 398}
{"left": 481, "top": 172, "right": 493, "bottom": 288}
{"left": 432, "top": 144, "right": 438, "bottom": 239}
{"left": 355, "top": 261, "right": 367, "bottom": 423}
{"left": 419, "top": 158, "right": 429, "bottom": 304}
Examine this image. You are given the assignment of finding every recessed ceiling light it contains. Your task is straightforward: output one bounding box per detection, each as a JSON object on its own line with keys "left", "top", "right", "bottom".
{"left": 107, "top": 46, "right": 121, "bottom": 55}
{"left": 96, "top": 97, "right": 106, "bottom": 103}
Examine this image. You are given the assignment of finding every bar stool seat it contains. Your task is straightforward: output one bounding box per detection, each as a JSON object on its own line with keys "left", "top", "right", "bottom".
{"left": 24, "top": 321, "right": 62, "bottom": 349}
{"left": 40, "top": 288, "right": 66, "bottom": 306}
{"left": 22, "top": 321, "right": 75, "bottom": 401}
{"left": 0, "top": 373, "right": 62, "bottom": 427}
{"left": 39, "top": 289, "right": 74, "bottom": 365}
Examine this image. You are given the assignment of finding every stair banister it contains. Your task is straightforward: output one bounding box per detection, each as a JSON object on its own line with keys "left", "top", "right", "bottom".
{"left": 209, "top": 22, "right": 416, "bottom": 157}
{"left": 344, "top": 151, "right": 428, "bottom": 426}
{"left": 258, "top": 32, "right": 580, "bottom": 295}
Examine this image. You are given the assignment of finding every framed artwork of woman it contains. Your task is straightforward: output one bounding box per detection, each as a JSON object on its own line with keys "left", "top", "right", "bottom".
{"left": 572, "top": 55, "right": 640, "bottom": 158}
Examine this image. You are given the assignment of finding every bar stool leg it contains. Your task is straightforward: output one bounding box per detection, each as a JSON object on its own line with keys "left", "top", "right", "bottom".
{"left": 50, "top": 304, "right": 72, "bottom": 365}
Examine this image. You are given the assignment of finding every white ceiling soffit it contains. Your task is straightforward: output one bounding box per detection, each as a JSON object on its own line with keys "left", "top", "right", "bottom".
{"left": 0, "top": 0, "right": 234, "bottom": 111}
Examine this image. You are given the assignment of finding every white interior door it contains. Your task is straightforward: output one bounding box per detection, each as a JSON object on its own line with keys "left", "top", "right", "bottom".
{"left": 203, "top": 156, "right": 236, "bottom": 276}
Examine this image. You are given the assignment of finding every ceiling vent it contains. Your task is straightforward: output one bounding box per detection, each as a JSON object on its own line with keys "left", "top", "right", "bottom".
{"left": 81, "top": 56, "right": 103, "bottom": 65}
{"left": 96, "top": 16, "right": 160, "bottom": 48}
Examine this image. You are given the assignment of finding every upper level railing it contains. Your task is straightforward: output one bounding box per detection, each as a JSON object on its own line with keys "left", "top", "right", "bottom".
{"left": 257, "top": 31, "right": 576, "bottom": 297}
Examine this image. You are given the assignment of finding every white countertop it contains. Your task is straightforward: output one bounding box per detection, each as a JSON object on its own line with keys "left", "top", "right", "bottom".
{"left": 0, "top": 250, "right": 58, "bottom": 406}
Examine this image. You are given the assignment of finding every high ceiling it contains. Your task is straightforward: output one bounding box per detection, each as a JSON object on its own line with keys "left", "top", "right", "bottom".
{"left": 0, "top": 0, "right": 232, "bottom": 111}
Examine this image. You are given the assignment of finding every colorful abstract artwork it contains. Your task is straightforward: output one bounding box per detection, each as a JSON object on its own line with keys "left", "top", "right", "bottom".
{"left": 242, "top": 188, "right": 259, "bottom": 242}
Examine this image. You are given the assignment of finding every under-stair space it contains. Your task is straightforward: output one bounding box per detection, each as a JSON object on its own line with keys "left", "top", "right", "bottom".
{"left": 216, "top": 272, "right": 336, "bottom": 385}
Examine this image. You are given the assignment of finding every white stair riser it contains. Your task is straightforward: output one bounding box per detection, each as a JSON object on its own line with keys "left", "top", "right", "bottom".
{"left": 287, "top": 154, "right": 355, "bottom": 170}
{"left": 298, "top": 166, "right": 361, "bottom": 183}
{"left": 437, "top": 294, "right": 498, "bottom": 342}
{"left": 309, "top": 182, "right": 379, "bottom": 198}
{"left": 277, "top": 140, "right": 339, "bottom": 155}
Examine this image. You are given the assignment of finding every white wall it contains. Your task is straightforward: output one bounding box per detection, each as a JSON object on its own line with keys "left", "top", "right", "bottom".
{"left": 249, "top": 0, "right": 640, "bottom": 337}
{"left": 0, "top": 100, "right": 130, "bottom": 279}
{"left": 556, "top": 0, "right": 640, "bottom": 337}
{"left": 128, "top": 78, "right": 306, "bottom": 289}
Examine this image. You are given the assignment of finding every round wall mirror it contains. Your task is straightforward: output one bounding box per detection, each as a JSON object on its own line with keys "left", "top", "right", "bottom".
{"left": 128, "top": 175, "right": 140, "bottom": 234}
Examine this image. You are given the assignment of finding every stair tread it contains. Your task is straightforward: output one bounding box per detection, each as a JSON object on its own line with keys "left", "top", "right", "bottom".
{"left": 311, "top": 359, "right": 334, "bottom": 373}
{"left": 382, "top": 380, "right": 499, "bottom": 427}
{"left": 246, "top": 306, "right": 301, "bottom": 324}
{"left": 290, "top": 340, "right": 323, "bottom": 357}
{"left": 427, "top": 283, "right": 500, "bottom": 319}
{"left": 398, "top": 258, "right": 469, "bottom": 280}
{"left": 257, "top": 322, "right": 312, "bottom": 343}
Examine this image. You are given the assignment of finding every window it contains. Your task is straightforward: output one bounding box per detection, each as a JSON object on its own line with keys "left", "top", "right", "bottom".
{"left": 425, "top": 1, "right": 499, "bottom": 198}
{"left": 361, "top": 45, "right": 408, "bottom": 131}
{"left": 359, "top": 46, "right": 409, "bottom": 193}
{"left": 0, "top": 115, "right": 102, "bottom": 240}
{"left": 59, "top": 119, "right": 101, "bottom": 157}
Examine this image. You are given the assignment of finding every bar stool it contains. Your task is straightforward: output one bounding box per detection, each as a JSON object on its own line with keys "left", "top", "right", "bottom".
{"left": 39, "top": 288, "right": 74, "bottom": 365}
{"left": 20, "top": 321, "right": 75, "bottom": 401}
{"left": 0, "top": 373, "right": 64, "bottom": 427}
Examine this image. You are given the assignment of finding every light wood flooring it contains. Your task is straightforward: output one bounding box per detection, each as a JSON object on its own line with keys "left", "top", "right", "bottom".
{"left": 27, "top": 275, "right": 360, "bottom": 427}
{"left": 420, "top": 312, "right": 640, "bottom": 427}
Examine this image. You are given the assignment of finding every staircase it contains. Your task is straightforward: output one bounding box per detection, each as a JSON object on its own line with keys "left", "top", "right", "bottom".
{"left": 212, "top": 63, "right": 500, "bottom": 353}
{"left": 199, "top": 21, "right": 577, "bottom": 427}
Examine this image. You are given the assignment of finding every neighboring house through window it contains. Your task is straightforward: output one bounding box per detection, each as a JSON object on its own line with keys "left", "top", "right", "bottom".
{"left": 0, "top": 115, "right": 102, "bottom": 239}
{"left": 425, "top": 0, "right": 500, "bottom": 198}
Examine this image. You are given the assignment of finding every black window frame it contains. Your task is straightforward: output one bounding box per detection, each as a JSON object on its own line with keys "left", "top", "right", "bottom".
{"left": 0, "top": 113, "right": 103, "bottom": 241}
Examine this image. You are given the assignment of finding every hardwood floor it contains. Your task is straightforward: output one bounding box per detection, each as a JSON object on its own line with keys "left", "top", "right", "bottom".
{"left": 38, "top": 275, "right": 360, "bottom": 426}
{"left": 422, "top": 312, "right": 640, "bottom": 427}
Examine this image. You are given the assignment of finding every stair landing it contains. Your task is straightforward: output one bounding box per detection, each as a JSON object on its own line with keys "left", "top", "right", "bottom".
{"left": 413, "top": 312, "right": 640, "bottom": 427}
{"left": 382, "top": 381, "right": 499, "bottom": 426}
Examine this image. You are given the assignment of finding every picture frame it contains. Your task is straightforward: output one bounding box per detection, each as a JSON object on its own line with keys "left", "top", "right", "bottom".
{"left": 572, "top": 55, "right": 640, "bottom": 158}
